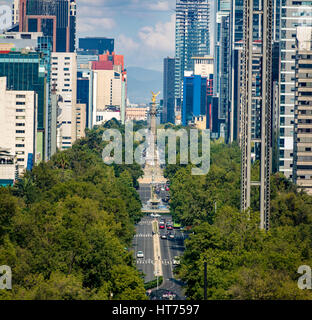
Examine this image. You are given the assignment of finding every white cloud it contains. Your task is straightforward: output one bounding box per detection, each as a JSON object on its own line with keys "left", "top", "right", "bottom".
{"left": 138, "top": 14, "right": 175, "bottom": 52}
{"left": 116, "top": 34, "right": 140, "bottom": 53}
{"left": 148, "top": 1, "right": 170, "bottom": 11}
{"left": 77, "top": 17, "right": 115, "bottom": 33}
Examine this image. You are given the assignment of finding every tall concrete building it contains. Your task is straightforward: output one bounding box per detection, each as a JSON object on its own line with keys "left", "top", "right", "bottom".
{"left": 50, "top": 52, "right": 77, "bottom": 150}
{"left": 278, "top": 0, "right": 312, "bottom": 178}
{"left": 0, "top": 77, "right": 37, "bottom": 179}
{"left": 90, "top": 52, "right": 127, "bottom": 126}
{"left": 293, "top": 27, "right": 312, "bottom": 195}
{"left": 175, "top": 0, "right": 210, "bottom": 108}
{"left": 163, "top": 57, "right": 175, "bottom": 124}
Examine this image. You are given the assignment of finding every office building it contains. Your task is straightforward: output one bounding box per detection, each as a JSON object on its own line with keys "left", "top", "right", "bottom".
{"left": 175, "top": 0, "right": 210, "bottom": 107}
{"left": 90, "top": 52, "right": 127, "bottom": 126}
{"left": 182, "top": 74, "right": 208, "bottom": 126}
{"left": 19, "top": 0, "right": 77, "bottom": 52}
{"left": 163, "top": 57, "right": 175, "bottom": 124}
{"left": 293, "top": 27, "right": 312, "bottom": 195}
{"left": 51, "top": 52, "right": 77, "bottom": 150}
{"left": 278, "top": 0, "right": 312, "bottom": 178}
{"left": 0, "top": 47, "right": 47, "bottom": 161}
{"left": 79, "top": 37, "right": 114, "bottom": 55}
{"left": 192, "top": 56, "right": 214, "bottom": 130}
{"left": 0, "top": 77, "right": 37, "bottom": 179}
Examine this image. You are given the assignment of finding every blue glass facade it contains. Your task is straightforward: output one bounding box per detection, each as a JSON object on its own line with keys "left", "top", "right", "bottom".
{"left": 182, "top": 75, "right": 207, "bottom": 126}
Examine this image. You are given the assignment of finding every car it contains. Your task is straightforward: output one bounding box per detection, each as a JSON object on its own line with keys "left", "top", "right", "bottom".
{"left": 169, "top": 233, "right": 175, "bottom": 239}
{"left": 165, "top": 187, "right": 169, "bottom": 191}
{"left": 167, "top": 225, "right": 173, "bottom": 230}
{"left": 172, "top": 256, "right": 180, "bottom": 265}
{"left": 137, "top": 251, "right": 144, "bottom": 258}
{"left": 159, "top": 224, "right": 165, "bottom": 229}
{"left": 161, "top": 234, "right": 167, "bottom": 239}
{"left": 160, "top": 218, "right": 166, "bottom": 223}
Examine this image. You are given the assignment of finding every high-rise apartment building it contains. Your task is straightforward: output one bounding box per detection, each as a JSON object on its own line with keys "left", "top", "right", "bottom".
{"left": 175, "top": 0, "right": 210, "bottom": 107}
{"left": 163, "top": 57, "right": 175, "bottom": 124}
{"left": 278, "top": 0, "right": 312, "bottom": 178}
{"left": 19, "top": 0, "right": 76, "bottom": 52}
{"left": 50, "top": 52, "right": 77, "bottom": 150}
{"left": 0, "top": 77, "right": 37, "bottom": 179}
{"left": 293, "top": 27, "right": 312, "bottom": 195}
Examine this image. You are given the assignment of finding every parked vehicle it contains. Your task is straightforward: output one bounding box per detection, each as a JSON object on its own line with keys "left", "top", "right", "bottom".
{"left": 137, "top": 251, "right": 144, "bottom": 258}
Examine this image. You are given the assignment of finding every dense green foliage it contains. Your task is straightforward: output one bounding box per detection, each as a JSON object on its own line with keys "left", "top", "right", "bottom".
{"left": 0, "top": 121, "right": 147, "bottom": 300}
{"left": 144, "top": 276, "right": 163, "bottom": 290}
{"left": 166, "top": 138, "right": 312, "bottom": 300}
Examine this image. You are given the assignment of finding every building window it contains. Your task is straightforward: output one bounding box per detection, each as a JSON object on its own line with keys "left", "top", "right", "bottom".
{"left": 16, "top": 94, "right": 25, "bottom": 98}
{"left": 16, "top": 123, "right": 25, "bottom": 126}
{"left": 16, "top": 130, "right": 25, "bottom": 134}
{"left": 16, "top": 109, "right": 25, "bottom": 112}
{"left": 15, "top": 144, "right": 25, "bottom": 147}
{"left": 16, "top": 101, "right": 25, "bottom": 105}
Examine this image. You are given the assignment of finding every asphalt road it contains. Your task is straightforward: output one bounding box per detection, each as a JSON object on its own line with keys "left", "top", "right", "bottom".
{"left": 157, "top": 214, "right": 186, "bottom": 300}
{"left": 138, "top": 184, "right": 152, "bottom": 204}
{"left": 138, "top": 183, "right": 170, "bottom": 205}
{"left": 133, "top": 215, "right": 154, "bottom": 282}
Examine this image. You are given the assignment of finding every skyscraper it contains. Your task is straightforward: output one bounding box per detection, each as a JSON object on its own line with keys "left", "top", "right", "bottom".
{"left": 175, "top": 0, "right": 210, "bottom": 107}
{"left": 50, "top": 52, "right": 77, "bottom": 150}
{"left": 163, "top": 57, "right": 175, "bottom": 124}
{"left": 278, "top": 0, "right": 312, "bottom": 179}
{"left": 19, "top": 0, "right": 76, "bottom": 52}
{"left": 293, "top": 27, "right": 312, "bottom": 195}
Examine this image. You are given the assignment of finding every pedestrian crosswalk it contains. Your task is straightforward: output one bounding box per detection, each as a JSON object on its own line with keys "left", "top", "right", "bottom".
{"left": 136, "top": 259, "right": 173, "bottom": 265}
{"left": 137, "top": 220, "right": 152, "bottom": 225}
{"left": 134, "top": 233, "right": 153, "bottom": 238}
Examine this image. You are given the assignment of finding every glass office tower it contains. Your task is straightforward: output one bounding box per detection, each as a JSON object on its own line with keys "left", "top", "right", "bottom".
{"left": 175, "top": 0, "right": 210, "bottom": 107}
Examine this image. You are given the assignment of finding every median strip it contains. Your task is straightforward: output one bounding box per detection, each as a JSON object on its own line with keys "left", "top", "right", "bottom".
{"left": 152, "top": 220, "right": 163, "bottom": 278}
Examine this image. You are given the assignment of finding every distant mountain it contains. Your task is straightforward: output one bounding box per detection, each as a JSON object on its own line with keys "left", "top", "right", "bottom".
{"left": 126, "top": 67, "right": 163, "bottom": 105}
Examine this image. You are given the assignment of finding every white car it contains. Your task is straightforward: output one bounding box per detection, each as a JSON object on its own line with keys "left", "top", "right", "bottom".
{"left": 151, "top": 213, "right": 160, "bottom": 218}
{"left": 137, "top": 251, "right": 144, "bottom": 258}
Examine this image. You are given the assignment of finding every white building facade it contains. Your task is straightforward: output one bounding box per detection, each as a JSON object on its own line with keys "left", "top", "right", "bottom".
{"left": 0, "top": 77, "right": 37, "bottom": 179}
{"left": 51, "top": 52, "right": 77, "bottom": 150}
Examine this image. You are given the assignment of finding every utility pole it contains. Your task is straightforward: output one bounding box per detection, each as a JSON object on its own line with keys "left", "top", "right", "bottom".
{"left": 240, "top": 0, "right": 273, "bottom": 230}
